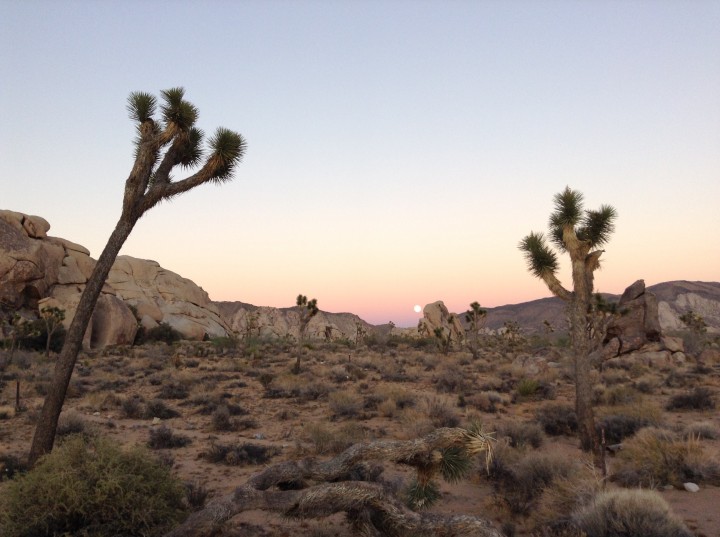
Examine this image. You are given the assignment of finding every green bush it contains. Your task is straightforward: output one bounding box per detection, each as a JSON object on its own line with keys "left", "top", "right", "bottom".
{"left": 0, "top": 435, "right": 186, "bottom": 537}
{"left": 573, "top": 489, "right": 693, "bottom": 537}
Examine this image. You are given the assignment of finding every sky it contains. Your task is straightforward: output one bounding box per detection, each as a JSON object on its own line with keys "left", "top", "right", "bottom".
{"left": 1, "top": 1, "right": 719, "bottom": 327}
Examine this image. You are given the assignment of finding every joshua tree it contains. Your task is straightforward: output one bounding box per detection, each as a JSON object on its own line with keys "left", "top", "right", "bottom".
{"left": 28, "top": 88, "right": 246, "bottom": 466}
{"left": 293, "top": 294, "right": 319, "bottom": 373}
{"left": 519, "top": 187, "right": 617, "bottom": 466}
{"left": 465, "top": 301, "right": 487, "bottom": 359}
{"left": 39, "top": 306, "right": 65, "bottom": 358}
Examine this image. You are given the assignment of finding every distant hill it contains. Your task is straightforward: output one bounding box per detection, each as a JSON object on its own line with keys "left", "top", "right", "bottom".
{"left": 480, "top": 281, "right": 720, "bottom": 335}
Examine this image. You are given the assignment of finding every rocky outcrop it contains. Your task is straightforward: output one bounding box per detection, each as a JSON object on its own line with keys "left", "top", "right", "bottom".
{"left": 652, "top": 281, "right": 720, "bottom": 335}
{"left": 215, "top": 301, "right": 372, "bottom": 342}
{"left": 418, "top": 301, "right": 464, "bottom": 344}
{"left": 0, "top": 210, "right": 64, "bottom": 308}
{"left": 604, "top": 279, "right": 661, "bottom": 355}
{"left": 107, "top": 256, "right": 230, "bottom": 340}
{"left": 1, "top": 209, "right": 232, "bottom": 348}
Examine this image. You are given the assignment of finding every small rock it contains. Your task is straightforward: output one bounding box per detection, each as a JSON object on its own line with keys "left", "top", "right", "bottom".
{"left": 93, "top": 412, "right": 100, "bottom": 416}
{"left": 663, "top": 484, "right": 674, "bottom": 490}
{"left": 253, "top": 433, "right": 265, "bottom": 440}
{"left": 683, "top": 482, "right": 700, "bottom": 493}
{"left": 152, "top": 417, "right": 161, "bottom": 425}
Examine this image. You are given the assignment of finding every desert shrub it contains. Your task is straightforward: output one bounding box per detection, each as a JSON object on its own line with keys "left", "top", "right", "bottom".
{"left": 613, "top": 427, "right": 720, "bottom": 487}
{"left": 573, "top": 489, "right": 693, "bottom": 537}
{"left": 56, "top": 411, "right": 88, "bottom": 438}
{"left": 666, "top": 387, "right": 715, "bottom": 411}
{"left": 158, "top": 380, "right": 190, "bottom": 400}
{"left": 425, "top": 395, "right": 460, "bottom": 428}
{"left": 328, "top": 389, "right": 364, "bottom": 418}
{"left": 204, "top": 442, "right": 279, "bottom": 466}
{"left": 0, "top": 435, "right": 185, "bottom": 537}
{"left": 434, "top": 364, "right": 469, "bottom": 393}
{"left": 211, "top": 405, "right": 233, "bottom": 431}
{"left": 634, "top": 374, "right": 660, "bottom": 394}
{"left": 516, "top": 378, "right": 539, "bottom": 397}
{"left": 536, "top": 403, "right": 578, "bottom": 436}
{"left": 466, "top": 390, "right": 509, "bottom": 413}
{"left": 599, "top": 384, "right": 639, "bottom": 406}
{"left": 121, "top": 395, "right": 145, "bottom": 419}
{"left": 493, "top": 451, "right": 575, "bottom": 515}
{"left": 303, "top": 422, "right": 366, "bottom": 455}
{"left": 498, "top": 421, "right": 545, "bottom": 449}
{"left": 682, "top": 421, "right": 719, "bottom": 440}
{"left": 516, "top": 378, "right": 556, "bottom": 401}
{"left": 144, "top": 399, "right": 181, "bottom": 420}
{"left": 597, "top": 414, "right": 654, "bottom": 444}
{"left": 148, "top": 425, "right": 191, "bottom": 449}
{"left": 529, "top": 464, "right": 602, "bottom": 534}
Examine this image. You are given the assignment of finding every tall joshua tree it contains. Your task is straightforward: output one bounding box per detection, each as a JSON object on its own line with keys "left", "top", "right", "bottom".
{"left": 519, "top": 187, "right": 616, "bottom": 465}
{"left": 28, "top": 88, "right": 246, "bottom": 466}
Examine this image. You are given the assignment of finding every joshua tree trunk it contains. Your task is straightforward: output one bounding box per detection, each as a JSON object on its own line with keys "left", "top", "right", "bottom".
{"left": 28, "top": 220, "right": 135, "bottom": 465}
{"left": 27, "top": 88, "right": 245, "bottom": 466}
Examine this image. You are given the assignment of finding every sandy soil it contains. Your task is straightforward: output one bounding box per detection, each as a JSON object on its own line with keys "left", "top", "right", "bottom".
{"left": 1, "top": 340, "right": 719, "bottom": 536}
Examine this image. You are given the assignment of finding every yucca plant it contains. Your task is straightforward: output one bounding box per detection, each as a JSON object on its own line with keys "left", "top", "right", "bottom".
{"left": 519, "top": 187, "right": 617, "bottom": 467}
{"left": 29, "top": 88, "right": 246, "bottom": 465}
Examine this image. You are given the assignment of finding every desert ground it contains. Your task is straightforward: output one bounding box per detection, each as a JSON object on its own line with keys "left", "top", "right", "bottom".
{"left": 1, "top": 332, "right": 719, "bottom": 536}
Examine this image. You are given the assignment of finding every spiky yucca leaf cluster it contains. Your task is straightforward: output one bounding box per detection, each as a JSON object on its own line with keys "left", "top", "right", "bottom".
{"left": 125, "top": 87, "right": 246, "bottom": 197}
{"left": 405, "top": 478, "right": 441, "bottom": 510}
{"left": 519, "top": 187, "right": 617, "bottom": 283}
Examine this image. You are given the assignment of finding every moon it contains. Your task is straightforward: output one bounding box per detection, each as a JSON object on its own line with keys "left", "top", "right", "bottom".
{"left": 413, "top": 304, "right": 422, "bottom": 313}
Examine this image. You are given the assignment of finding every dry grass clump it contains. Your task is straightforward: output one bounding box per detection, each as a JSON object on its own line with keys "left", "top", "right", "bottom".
{"left": 265, "top": 373, "right": 331, "bottom": 401}
{"left": 433, "top": 363, "right": 470, "bottom": 393}
{"left": 596, "top": 384, "right": 640, "bottom": 406}
{"left": 682, "top": 420, "right": 719, "bottom": 440}
{"left": 465, "top": 390, "right": 509, "bottom": 413}
{"left": 302, "top": 421, "right": 367, "bottom": 455}
{"left": 612, "top": 427, "right": 720, "bottom": 487}
{"left": 573, "top": 489, "right": 693, "bottom": 537}
{"left": 328, "top": 388, "right": 364, "bottom": 418}
{"left": 56, "top": 411, "right": 89, "bottom": 438}
{"left": 497, "top": 421, "right": 545, "bottom": 449}
{"left": 596, "top": 401, "right": 664, "bottom": 444}
{"left": 530, "top": 462, "right": 602, "bottom": 534}
{"left": 491, "top": 450, "right": 577, "bottom": 515}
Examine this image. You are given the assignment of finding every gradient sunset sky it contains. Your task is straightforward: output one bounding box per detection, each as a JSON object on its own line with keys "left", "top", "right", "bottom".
{"left": 2, "top": 1, "right": 718, "bottom": 326}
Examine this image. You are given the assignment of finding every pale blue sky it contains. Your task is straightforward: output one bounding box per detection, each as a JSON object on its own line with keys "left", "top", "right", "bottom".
{"left": 2, "top": 1, "right": 719, "bottom": 326}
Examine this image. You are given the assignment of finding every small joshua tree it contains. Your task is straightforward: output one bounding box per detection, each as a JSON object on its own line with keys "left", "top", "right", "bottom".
{"left": 465, "top": 301, "right": 487, "bottom": 359}
{"left": 293, "top": 294, "right": 318, "bottom": 373}
{"left": 519, "top": 187, "right": 617, "bottom": 467}
{"left": 40, "top": 307, "right": 65, "bottom": 358}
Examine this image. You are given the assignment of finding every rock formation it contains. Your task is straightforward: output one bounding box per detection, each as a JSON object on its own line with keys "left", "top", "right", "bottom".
{"left": 215, "top": 301, "right": 372, "bottom": 342}
{"left": 1, "top": 210, "right": 230, "bottom": 348}
{"left": 418, "top": 301, "right": 464, "bottom": 344}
